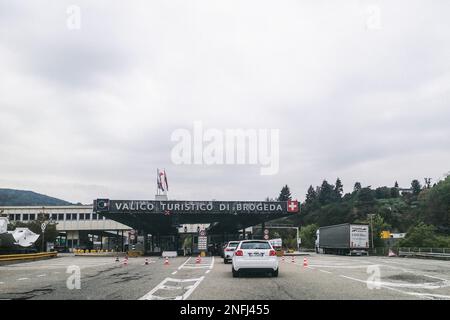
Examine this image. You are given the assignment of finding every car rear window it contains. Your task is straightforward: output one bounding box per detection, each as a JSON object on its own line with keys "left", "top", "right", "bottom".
{"left": 240, "top": 242, "right": 271, "bottom": 250}
{"left": 228, "top": 242, "right": 239, "bottom": 248}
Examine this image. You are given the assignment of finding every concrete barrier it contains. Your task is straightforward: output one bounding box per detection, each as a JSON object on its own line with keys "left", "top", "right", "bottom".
{"left": 0, "top": 252, "right": 58, "bottom": 265}
{"left": 162, "top": 251, "right": 177, "bottom": 258}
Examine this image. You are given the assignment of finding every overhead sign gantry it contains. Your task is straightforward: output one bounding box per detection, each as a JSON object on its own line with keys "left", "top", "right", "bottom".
{"left": 93, "top": 199, "right": 299, "bottom": 235}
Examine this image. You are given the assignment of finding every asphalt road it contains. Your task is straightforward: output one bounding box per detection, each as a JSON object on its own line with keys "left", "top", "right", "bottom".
{"left": 0, "top": 254, "right": 449, "bottom": 300}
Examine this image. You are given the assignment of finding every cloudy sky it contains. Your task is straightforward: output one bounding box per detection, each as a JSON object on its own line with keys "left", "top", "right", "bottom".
{"left": 1, "top": 1, "right": 449, "bottom": 204}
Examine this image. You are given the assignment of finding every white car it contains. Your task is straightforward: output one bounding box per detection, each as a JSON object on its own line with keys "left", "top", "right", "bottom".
{"left": 223, "top": 241, "right": 240, "bottom": 264}
{"left": 232, "top": 240, "right": 279, "bottom": 277}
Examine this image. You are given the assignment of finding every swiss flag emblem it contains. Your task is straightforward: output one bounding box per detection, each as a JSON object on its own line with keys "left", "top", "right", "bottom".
{"left": 287, "top": 200, "right": 299, "bottom": 213}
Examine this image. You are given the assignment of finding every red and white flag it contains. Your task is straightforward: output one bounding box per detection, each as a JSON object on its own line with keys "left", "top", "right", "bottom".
{"left": 157, "top": 169, "right": 169, "bottom": 192}
{"left": 287, "top": 200, "right": 299, "bottom": 213}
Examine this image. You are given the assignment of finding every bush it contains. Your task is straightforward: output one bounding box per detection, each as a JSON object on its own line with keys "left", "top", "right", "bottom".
{"left": 399, "top": 222, "right": 449, "bottom": 248}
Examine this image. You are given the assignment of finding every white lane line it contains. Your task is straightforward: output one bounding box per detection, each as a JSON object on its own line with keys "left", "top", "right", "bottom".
{"left": 37, "top": 274, "right": 46, "bottom": 277}
{"left": 171, "top": 271, "right": 178, "bottom": 275}
{"left": 178, "top": 257, "right": 192, "bottom": 270}
{"left": 339, "top": 275, "right": 449, "bottom": 289}
{"left": 17, "top": 278, "right": 29, "bottom": 281}
{"left": 406, "top": 292, "right": 450, "bottom": 300}
{"left": 179, "top": 257, "right": 215, "bottom": 270}
{"left": 319, "top": 269, "right": 332, "bottom": 274}
{"left": 205, "top": 270, "right": 211, "bottom": 274}
{"left": 308, "top": 264, "right": 376, "bottom": 269}
{"left": 338, "top": 275, "right": 434, "bottom": 300}
{"left": 182, "top": 276, "right": 205, "bottom": 300}
{"left": 181, "top": 265, "right": 212, "bottom": 269}
{"left": 139, "top": 277, "right": 205, "bottom": 300}
{"left": 0, "top": 282, "right": 4, "bottom": 284}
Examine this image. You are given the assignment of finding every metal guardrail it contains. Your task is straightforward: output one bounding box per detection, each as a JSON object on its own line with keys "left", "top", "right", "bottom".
{"left": 397, "top": 247, "right": 450, "bottom": 260}
{"left": 0, "top": 251, "right": 57, "bottom": 262}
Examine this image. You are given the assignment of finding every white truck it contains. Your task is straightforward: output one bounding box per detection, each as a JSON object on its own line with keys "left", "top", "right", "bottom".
{"left": 315, "top": 223, "right": 369, "bottom": 256}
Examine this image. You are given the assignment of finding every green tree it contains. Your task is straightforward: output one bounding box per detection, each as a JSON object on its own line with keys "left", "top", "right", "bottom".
{"left": 277, "top": 185, "right": 292, "bottom": 201}
{"left": 411, "top": 179, "right": 422, "bottom": 195}
{"left": 299, "top": 224, "right": 319, "bottom": 249}
{"left": 305, "top": 185, "right": 317, "bottom": 205}
{"left": 353, "top": 182, "right": 362, "bottom": 193}
{"left": 375, "top": 187, "right": 391, "bottom": 199}
{"left": 357, "top": 187, "right": 375, "bottom": 206}
{"left": 334, "top": 178, "right": 343, "bottom": 200}
{"left": 418, "top": 176, "right": 450, "bottom": 233}
{"left": 390, "top": 186, "right": 400, "bottom": 198}
{"left": 318, "top": 180, "right": 335, "bottom": 205}
{"left": 399, "top": 223, "right": 449, "bottom": 248}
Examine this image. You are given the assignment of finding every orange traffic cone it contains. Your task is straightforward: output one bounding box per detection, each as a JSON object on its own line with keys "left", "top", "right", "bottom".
{"left": 123, "top": 257, "right": 128, "bottom": 266}
{"left": 291, "top": 256, "right": 295, "bottom": 263}
{"left": 164, "top": 257, "right": 169, "bottom": 265}
{"left": 196, "top": 255, "right": 201, "bottom": 264}
{"left": 144, "top": 258, "right": 149, "bottom": 265}
{"left": 388, "top": 249, "right": 397, "bottom": 257}
{"left": 281, "top": 256, "right": 285, "bottom": 262}
{"left": 303, "top": 257, "right": 308, "bottom": 267}
{"left": 115, "top": 256, "right": 119, "bottom": 262}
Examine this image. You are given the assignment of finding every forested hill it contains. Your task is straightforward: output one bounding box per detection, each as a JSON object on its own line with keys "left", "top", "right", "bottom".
{"left": 0, "top": 189, "right": 72, "bottom": 206}
{"left": 275, "top": 176, "right": 450, "bottom": 248}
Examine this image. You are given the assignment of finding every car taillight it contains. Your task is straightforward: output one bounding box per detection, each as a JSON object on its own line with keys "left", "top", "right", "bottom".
{"left": 235, "top": 250, "right": 243, "bottom": 256}
{"left": 269, "top": 250, "right": 276, "bottom": 256}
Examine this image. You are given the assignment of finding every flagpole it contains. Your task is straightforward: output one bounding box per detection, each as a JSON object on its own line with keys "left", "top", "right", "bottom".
{"left": 165, "top": 168, "right": 168, "bottom": 199}
{"left": 156, "top": 168, "right": 159, "bottom": 196}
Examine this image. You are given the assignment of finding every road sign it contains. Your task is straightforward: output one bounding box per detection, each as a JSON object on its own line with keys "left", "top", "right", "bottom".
{"left": 41, "top": 222, "right": 47, "bottom": 232}
{"left": 263, "top": 234, "right": 269, "bottom": 240}
{"left": 198, "top": 236, "right": 207, "bottom": 250}
{"left": 270, "top": 238, "right": 282, "bottom": 247}
{"left": 130, "top": 235, "right": 135, "bottom": 241}
{"left": 380, "top": 231, "right": 391, "bottom": 239}
{"left": 130, "top": 230, "right": 136, "bottom": 235}
{"left": 264, "top": 229, "right": 269, "bottom": 235}
{"left": 199, "top": 230, "right": 206, "bottom": 236}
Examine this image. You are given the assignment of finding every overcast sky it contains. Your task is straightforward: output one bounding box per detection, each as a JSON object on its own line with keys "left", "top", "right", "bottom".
{"left": 1, "top": 1, "right": 449, "bottom": 204}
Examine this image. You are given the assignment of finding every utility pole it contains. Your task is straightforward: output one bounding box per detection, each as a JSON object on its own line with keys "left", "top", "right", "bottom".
{"left": 368, "top": 214, "right": 375, "bottom": 249}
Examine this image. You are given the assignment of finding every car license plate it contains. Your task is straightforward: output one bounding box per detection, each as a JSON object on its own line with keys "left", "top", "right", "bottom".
{"left": 248, "top": 252, "right": 264, "bottom": 257}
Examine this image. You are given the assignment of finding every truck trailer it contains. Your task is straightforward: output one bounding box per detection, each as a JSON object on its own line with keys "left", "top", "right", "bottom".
{"left": 315, "top": 223, "right": 369, "bottom": 256}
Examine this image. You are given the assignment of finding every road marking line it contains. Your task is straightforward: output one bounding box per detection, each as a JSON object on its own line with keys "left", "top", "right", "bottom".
{"left": 178, "top": 257, "right": 192, "bottom": 270}
{"left": 160, "top": 285, "right": 183, "bottom": 290}
{"left": 171, "top": 271, "right": 178, "bottom": 275}
{"left": 181, "top": 265, "right": 212, "bottom": 269}
{"left": 338, "top": 275, "right": 434, "bottom": 300}
{"left": 424, "top": 274, "right": 449, "bottom": 282}
{"left": 205, "top": 270, "right": 211, "bottom": 274}
{"left": 17, "top": 278, "right": 29, "bottom": 281}
{"left": 319, "top": 269, "right": 332, "bottom": 274}
{"left": 37, "top": 274, "right": 46, "bottom": 277}
{"left": 0, "top": 282, "right": 4, "bottom": 284}
{"left": 308, "top": 264, "right": 375, "bottom": 269}
{"left": 182, "top": 276, "right": 205, "bottom": 300}
{"left": 339, "top": 274, "right": 450, "bottom": 291}
{"left": 139, "top": 277, "right": 204, "bottom": 300}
